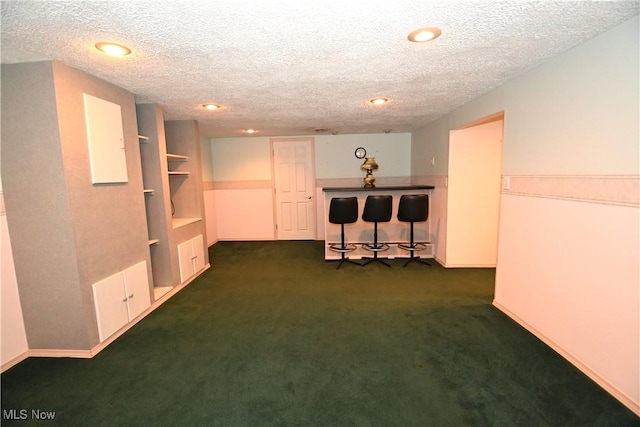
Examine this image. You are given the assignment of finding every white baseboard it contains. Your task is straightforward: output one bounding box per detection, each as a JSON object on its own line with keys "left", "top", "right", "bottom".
{"left": 444, "top": 263, "right": 497, "bottom": 268}
{"left": 493, "top": 300, "right": 640, "bottom": 416}
{"left": 1, "top": 264, "right": 211, "bottom": 372}
{"left": 1, "top": 351, "right": 30, "bottom": 372}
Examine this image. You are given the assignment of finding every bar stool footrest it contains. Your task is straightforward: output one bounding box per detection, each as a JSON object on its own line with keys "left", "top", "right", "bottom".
{"left": 362, "top": 243, "right": 390, "bottom": 252}
{"left": 398, "top": 242, "right": 429, "bottom": 252}
{"left": 328, "top": 243, "right": 357, "bottom": 253}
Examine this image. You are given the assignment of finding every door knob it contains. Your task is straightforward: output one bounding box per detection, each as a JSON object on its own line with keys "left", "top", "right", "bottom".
{"left": 306, "top": 196, "right": 312, "bottom": 199}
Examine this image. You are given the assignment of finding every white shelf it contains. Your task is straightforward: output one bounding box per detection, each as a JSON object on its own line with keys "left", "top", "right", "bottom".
{"left": 172, "top": 217, "right": 202, "bottom": 229}
{"left": 144, "top": 189, "right": 154, "bottom": 195}
{"left": 148, "top": 239, "right": 159, "bottom": 245}
{"left": 166, "top": 153, "right": 188, "bottom": 161}
{"left": 153, "top": 286, "right": 172, "bottom": 301}
{"left": 168, "top": 171, "right": 190, "bottom": 176}
{"left": 138, "top": 135, "right": 149, "bottom": 143}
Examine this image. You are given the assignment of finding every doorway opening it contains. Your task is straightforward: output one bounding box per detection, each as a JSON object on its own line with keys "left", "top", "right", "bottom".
{"left": 444, "top": 112, "right": 504, "bottom": 267}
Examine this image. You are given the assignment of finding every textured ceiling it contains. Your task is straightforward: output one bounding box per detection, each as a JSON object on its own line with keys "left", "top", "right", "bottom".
{"left": 1, "top": 1, "right": 638, "bottom": 138}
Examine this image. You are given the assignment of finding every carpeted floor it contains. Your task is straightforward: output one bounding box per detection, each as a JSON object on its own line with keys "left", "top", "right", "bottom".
{"left": 1, "top": 241, "right": 638, "bottom": 426}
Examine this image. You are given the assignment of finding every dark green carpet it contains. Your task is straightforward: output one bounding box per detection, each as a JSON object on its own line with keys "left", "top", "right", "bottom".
{"left": 2, "top": 241, "right": 638, "bottom": 426}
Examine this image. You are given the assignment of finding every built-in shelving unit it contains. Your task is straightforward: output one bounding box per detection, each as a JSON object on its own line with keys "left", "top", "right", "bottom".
{"left": 138, "top": 138, "right": 156, "bottom": 223}
{"left": 136, "top": 105, "right": 174, "bottom": 293}
{"left": 136, "top": 105, "right": 209, "bottom": 295}
{"left": 164, "top": 120, "right": 206, "bottom": 237}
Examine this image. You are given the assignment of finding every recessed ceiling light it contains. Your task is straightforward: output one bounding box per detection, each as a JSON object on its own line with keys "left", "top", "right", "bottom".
{"left": 95, "top": 42, "right": 132, "bottom": 56}
{"left": 369, "top": 97, "right": 389, "bottom": 106}
{"left": 407, "top": 27, "right": 442, "bottom": 43}
{"left": 202, "top": 103, "right": 221, "bottom": 111}
{"left": 244, "top": 129, "right": 257, "bottom": 134}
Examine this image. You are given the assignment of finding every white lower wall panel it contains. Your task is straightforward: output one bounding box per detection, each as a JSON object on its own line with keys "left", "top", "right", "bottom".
{"left": 203, "top": 190, "right": 218, "bottom": 246}
{"left": 494, "top": 194, "right": 639, "bottom": 412}
{"left": 431, "top": 186, "right": 448, "bottom": 264}
{"left": 1, "top": 209, "right": 29, "bottom": 368}
{"left": 214, "top": 189, "right": 274, "bottom": 240}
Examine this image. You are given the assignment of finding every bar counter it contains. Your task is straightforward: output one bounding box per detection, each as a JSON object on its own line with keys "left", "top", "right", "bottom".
{"left": 322, "top": 185, "right": 435, "bottom": 260}
{"left": 323, "top": 185, "right": 434, "bottom": 192}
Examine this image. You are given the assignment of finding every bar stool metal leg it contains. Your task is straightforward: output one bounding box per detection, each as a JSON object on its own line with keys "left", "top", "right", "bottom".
{"left": 362, "top": 222, "right": 391, "bottom": 267}
{"left": 361, "top": 195, "right": 393, "bottom": 267}
{"left": 327, "top": 197, "right": 361, "bottom": 269}
{"left": 397, "top": 194, "right": 431, "bottom": 267}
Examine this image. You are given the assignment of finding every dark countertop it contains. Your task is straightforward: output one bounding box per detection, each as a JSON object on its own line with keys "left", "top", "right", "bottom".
{"left": 322, "top": 185, "right": 434, "bottom": 192}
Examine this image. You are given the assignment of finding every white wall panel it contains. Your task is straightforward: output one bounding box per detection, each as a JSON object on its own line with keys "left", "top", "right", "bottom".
{"left": 494, "top": 195, "right": 639, "bottom": 411}
{"left": 203, "top": 190, "right": 218, "bottom": 246}
{"left": 1, "top": 204, "right": 29, "bottom": 368}
{"left": 214, "top": 189, "right": 275, "bottom": 240}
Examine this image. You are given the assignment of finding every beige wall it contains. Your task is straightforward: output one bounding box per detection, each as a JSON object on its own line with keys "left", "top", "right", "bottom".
{"left": 411, "top": 16, "right": 639, "bottom": 413}
{"left": 1, "top": 61, "right": 151, "bottom": 350}
{"left": 2, "top": 61, "right": 89, "bottom": 349}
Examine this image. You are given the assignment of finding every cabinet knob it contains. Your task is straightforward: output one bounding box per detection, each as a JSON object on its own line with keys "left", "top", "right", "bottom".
{"left": 128, "top": 294, "right": 134, "bottom": 299}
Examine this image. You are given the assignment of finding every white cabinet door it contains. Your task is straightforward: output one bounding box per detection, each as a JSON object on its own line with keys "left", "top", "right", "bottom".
{"left": 83, "top": 93, "right": 128, "bottom": 184}
{"left": 192, "top": 234, "right": 205, "bottom": 274}
{"left": 93, "top": 272, "right": 129, "bottom": 342}
{"left": 123, "top": 261, "right": 151, "bottom": 321}
{"left": 178, "top": 234, "right": 205, "bottom": 283}
{"left": 178, "top": 239, "right": 194, "bottom": 284}
{"left": 93, "top": 261, "right": 151, "bottom": 342}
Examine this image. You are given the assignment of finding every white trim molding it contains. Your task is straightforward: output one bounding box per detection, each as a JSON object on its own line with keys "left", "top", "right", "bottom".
{"left": 501, "top": 175, "right": 639, "bottom": 207}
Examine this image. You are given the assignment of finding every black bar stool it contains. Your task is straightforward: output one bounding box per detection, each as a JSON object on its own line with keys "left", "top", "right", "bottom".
{"left": 397, "top": 194, "right": 431, "bottom": 267}
{"left": 362, "top": 195, "right": 393, "bottom": 267}
{"left": 327, "top": 197, "right": 361, "bottom": 269}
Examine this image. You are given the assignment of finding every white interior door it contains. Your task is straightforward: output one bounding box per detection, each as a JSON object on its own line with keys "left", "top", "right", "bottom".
{"left": 272, "top": 138, "right": 316, "bottom": 240}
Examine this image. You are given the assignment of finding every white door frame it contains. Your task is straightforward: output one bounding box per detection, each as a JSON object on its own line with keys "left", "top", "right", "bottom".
{"left": 270, "top": 137, "right": 317, "bottom": 240}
